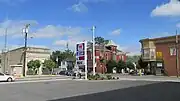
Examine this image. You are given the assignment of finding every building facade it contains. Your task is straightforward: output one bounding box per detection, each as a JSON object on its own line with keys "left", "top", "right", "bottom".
{"left": 140, "top": 35, "right": 180, "bottom": 76}
{"left": 1, "top": 47, "right": 50, "bottom": 76}
{"left": 87, "top": 40, "right": 127, "bottom": 74}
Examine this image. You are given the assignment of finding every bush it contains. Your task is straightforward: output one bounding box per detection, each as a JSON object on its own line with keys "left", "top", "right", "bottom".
{"left": 106, "top": 75, "right": 112, "bottom": 80}
{"left": 117, "top": 60, "right": 126, "bottom": 73}
{"left": 42, "top": 68, "right": 51, "bottom": 75}
{"left": 88, "top": 74, "right": 104, "bottom": 80}
{"left": 126, "top": 62, "right": 135, "bottom": 70}
{"left": 106, "top": 60, "right": 117, "bottom": 73}
{"left": 26, "top": 69, "right": 34, "bottom": 75}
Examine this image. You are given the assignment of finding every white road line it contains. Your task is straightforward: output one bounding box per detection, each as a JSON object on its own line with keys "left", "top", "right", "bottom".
{"left": 0, "top": 78, "right": 72, "bottom": 85}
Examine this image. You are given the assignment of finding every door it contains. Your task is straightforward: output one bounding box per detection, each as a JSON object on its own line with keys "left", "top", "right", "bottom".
{"left": 0, "top": 72, "right": 5, "bottom": 81}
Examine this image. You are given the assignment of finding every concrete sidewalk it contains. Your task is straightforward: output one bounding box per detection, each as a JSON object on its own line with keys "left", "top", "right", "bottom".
{"left": 15, "top": 75, "right": 73, "bottom": 81}
{"left": 114, "top": 75, "right": 180, "bottom": 82}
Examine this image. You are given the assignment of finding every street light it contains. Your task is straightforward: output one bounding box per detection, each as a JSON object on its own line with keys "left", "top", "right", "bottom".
{"left": 22, "top": 24, "right": 30, "bottom": 77}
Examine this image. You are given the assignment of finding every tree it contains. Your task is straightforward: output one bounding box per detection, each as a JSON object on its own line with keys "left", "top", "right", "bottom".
{"left": 27, "top": 60, "right": 34, "bottom": 69}
{"left": 106, "top": 60, "right": 117, "bottom": 73}
{"left": 27, "top": 60, "right": 41, "bottom": 75}
{"left": 126, "top": 61, "right": 135, "bottom": 70}
{"left": 43, "top": 59, "right": 56, "bottom": 73}
{"left": 95, "top": 37, "right": 109, "bottom": 45}
{"left": 50, "top": 50, "right": 75, "bottom": 67}
{"left": 126, "top": 55, "right": 140, "bottom": 63}
{"left": 138, "top": 57, "right": 148, "bottom": 69}
{"left": 117, "top": 60, "right": 126, "bottom": 73}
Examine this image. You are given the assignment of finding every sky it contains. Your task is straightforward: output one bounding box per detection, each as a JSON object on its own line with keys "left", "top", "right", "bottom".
{"left": 0, "top": 0, "right": 180, "bottom": 55}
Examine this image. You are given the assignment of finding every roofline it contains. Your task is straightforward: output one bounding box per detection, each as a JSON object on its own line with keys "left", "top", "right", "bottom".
{"left": 139, "top": 35, "right": 180, "bottom": 43}
{"left": 6, "top": 46, "right": 50, "bottom": 53}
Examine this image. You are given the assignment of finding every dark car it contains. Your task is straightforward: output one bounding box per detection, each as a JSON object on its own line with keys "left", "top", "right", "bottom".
{"left": 59, "top": 71, "right": 67, "bottom": 75}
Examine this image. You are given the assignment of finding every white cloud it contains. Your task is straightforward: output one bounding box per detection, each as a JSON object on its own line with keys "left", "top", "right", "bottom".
{"left": 0, "top": 19, "right": 90, "bottom": 51}
{"left": 151, "top": 0, "right": 180, "bottom": 17}
{"left": 53, "top": 34, "right": 91, "bottom": 50}
{"left": 110, "top": 29, "right": 121, "bottom": 35}
{"left": 149, "top": 32, "right": 172, "bottom": 38}
{"left": 0, "top": 20, "right": 38, "bottom": 37}
{"left": 31, "top": 25, "right": 82, "bottom": 38}
{"left": 69, "top": 0, "right": 108, "bottom": 13}
{"left": 0, "top": 20, "right": 83, "bottom": 39}
{"left": 69, "top": 2, "right": 88, "bottom": 12}
{"left": 119, "top": 45, "right": 141, "bottom": 56}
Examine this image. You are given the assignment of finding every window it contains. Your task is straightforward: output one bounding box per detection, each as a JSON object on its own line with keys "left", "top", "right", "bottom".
{"left": 143, "top": 49, "right": 150, "bottom": 58}
{"left": 150, "top": 49, "right": 155, "bottom": 59}
{"left": 170, "top": 47, "right": 176, "bottom": 56}
{"left": 0, "top": 73, "right": 4, "bottom": 76}
{"left": 156, "top": 52, "right": 162, "bottom": 59}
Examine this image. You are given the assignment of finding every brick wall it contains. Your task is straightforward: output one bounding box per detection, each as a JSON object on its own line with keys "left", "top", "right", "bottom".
{"left": 156, "top": 42, "right": 180, "bottom": 76}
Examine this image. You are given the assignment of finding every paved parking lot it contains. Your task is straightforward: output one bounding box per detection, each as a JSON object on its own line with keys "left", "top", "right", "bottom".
{"left": 0, "top": 80, "right": 157, "bottom": 101}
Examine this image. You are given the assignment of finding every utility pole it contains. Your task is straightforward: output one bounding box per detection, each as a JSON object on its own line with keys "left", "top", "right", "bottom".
{"left": 22, "top": 24, "right": 30, "bottom": 77}
{"left": 3, "top": 28, "right": 8, "bottom": 73}
{"left": 176, "top": 30, "right": 179, "bottom": 78}
{"left": 92, "top": 26, "right": 96, "bottom": 75}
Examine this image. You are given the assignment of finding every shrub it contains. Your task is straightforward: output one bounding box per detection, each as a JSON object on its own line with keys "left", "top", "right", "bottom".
{"left": 106, "top": 60, "right": 117, "bottom": 73}
{"left": 117, "top": 60, "right": 126, "bottom": 73}
{"left": 26, "top": 69, "right": 34, "bottom": 75}
{"left": 106, "top": 75, "right": 112, "bottom": 80}
{"left": 42, "top": 68, "right": 51, "bottom": 75}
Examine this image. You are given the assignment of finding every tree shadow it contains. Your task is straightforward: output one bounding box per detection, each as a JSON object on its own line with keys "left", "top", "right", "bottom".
{"left": 48, "top": 82, "right": 180, "bottom": 101}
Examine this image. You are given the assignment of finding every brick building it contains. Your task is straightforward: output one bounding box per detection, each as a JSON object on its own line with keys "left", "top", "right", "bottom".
{"left": 87, "top": 40, "right": 127, "bottom": 74}
{"left": 140, "top": 35, "right": 180, "bottom": 76}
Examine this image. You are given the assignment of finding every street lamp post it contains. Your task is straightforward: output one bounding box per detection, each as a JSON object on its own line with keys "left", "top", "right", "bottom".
{"left": 22, "top": 24, "right": 30, "bottom": 77}
{"left": 92, "top": 26, "right": 96, "bottom": 75}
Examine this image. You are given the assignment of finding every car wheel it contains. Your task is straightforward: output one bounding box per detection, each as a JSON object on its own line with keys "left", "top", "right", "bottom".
{"left": 7, "top": 77, "right": 13, "bottom": 82}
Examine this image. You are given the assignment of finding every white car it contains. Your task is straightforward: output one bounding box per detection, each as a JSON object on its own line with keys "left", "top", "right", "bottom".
{"left": 0, "top": 72, "right": 15, "bottom": 82}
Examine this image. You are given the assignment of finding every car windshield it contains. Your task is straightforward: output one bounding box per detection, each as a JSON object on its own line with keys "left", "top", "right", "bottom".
{"left": 0, "top": 73, "right": 4, "bottom": 76}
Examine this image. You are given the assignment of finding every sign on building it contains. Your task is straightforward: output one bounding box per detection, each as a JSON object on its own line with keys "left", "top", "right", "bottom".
{"left": 170, "top": 47, "right": 176, "bottom": 56}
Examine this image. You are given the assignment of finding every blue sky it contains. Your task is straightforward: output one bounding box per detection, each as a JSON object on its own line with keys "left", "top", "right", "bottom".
{"left": 0, "top": 0, "right": 180, "bottom": 55}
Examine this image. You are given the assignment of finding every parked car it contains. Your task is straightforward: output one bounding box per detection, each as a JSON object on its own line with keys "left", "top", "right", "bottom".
{"left": 65, "top": 70, "right": 74, "bottom": 76}
{"left": 58, "top": 71, "right": 67, "bottom": 75}
{"left": 0, "top": 72, "right": 15, "bottom": 82}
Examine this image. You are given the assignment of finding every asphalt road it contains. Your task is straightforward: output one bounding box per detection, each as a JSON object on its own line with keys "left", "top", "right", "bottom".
{"left": 50, "top": 82, "right": 180, "bottom": 101}
{"left": 0, "top": 80, "right": 157, "bottom": 101}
